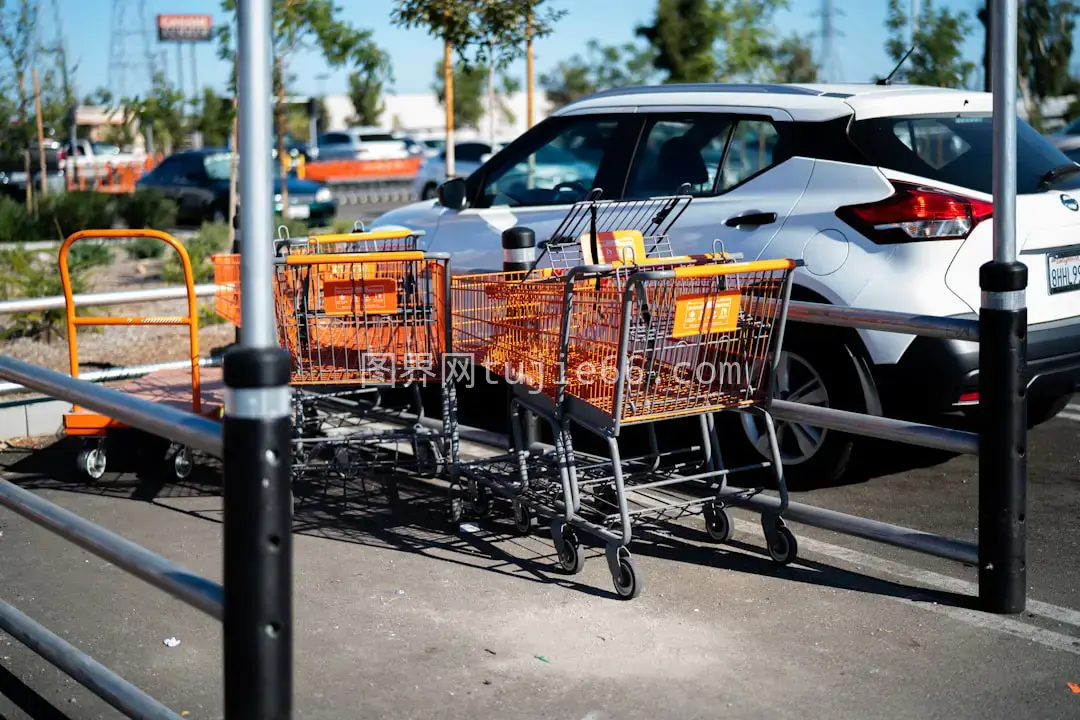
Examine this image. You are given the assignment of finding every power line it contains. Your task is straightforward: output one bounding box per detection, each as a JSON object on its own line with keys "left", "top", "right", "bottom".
{"left": 812, "top": 0, "right": 845, "bottom": 82}
{"left": 107, "top": 0, "right": 158, "bottom": 100}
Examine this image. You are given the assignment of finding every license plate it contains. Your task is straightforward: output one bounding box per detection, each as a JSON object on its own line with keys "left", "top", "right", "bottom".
{"left": 1047, "top": 251, "right": 1080, "bottom": 294}
{"left": 286, "top": 204, "right": 310, "bottom": 219}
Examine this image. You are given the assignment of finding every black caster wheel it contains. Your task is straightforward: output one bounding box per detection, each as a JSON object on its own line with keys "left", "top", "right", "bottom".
{"left": 472, "top": 487, "right": 493, "bottom": 519}
{"left": 512, "top": 501, "right": 535, "bottom": 536}
{"left": 166, "top": 445, "right": 193, "bottom": 480}
{"left": 556, "top": 528, "right": 585, "bottom": 574}
{"left": 765, "top": 518, "right": 798, "bottom": 565}
{"left": 612, "top": 550, "right": 642, "bottom": 599}
{"left": 77, "top": 443, "right": 107, "bottom": 480}
{"left": 703, "top": 503, "right": 733, "bottom": 544}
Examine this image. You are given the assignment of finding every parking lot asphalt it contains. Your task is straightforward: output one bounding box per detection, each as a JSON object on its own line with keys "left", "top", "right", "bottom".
{"left": 0, "top": 396, "right": 1078, "bottom": 719}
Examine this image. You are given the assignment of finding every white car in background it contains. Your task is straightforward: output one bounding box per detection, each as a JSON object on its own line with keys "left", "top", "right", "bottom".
{"left": 314, "top": 127, "right": 412, "bottom": 162}
{"left": 412, "top": 141, "right": 497, "bottom": 199}
{"left": 372, "top": 82, "right": 1080, "bottom": 484}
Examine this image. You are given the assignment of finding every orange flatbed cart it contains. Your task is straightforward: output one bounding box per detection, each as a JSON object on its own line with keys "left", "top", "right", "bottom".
{"left": 59, "top": 229, "right": 225, "bottom": 480}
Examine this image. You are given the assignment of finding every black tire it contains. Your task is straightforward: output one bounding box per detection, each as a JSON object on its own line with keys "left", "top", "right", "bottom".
{"left": 1026, "top": 394, "right": 1072, "bottom": 428}
{"left": 612, "top": 553, "right": 642, "bottom": 599}
{"left": 556, "top": 528, "right": 585, "bottom": 574}
{"left": 766, "top": 519, "right": 798, "bottom": 565}
{"left": 512, "top": 501, "right": 535, "bottom": 536}
{"left": 703, "top": 503, "right": 733, "bottom": 544}
{"left": 421, "top": 183, "right": 438, "bottom": 200}
{"left": 725, "top": 323, "right": 870, "bottom": 488}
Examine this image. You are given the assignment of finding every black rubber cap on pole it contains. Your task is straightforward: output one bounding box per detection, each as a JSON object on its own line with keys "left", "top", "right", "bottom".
{"left": 223, "top": 346, "right": 291, "bottom": 389}
{"left": 502, "top": 226, "right": 535, "bottom": 251}
{"left": 977, "top": 258, "right": 1028, "bottom": 615}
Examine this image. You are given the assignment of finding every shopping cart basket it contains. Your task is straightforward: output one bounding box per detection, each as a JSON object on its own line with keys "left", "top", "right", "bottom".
{"left": 451, "top": 194, "right": 800, "bottom": 599}
{"left": 214, "top": 227, "right": 457, "bottom": 487}
{"left": 60, "top": 229, "right": 224, "bottom": 481}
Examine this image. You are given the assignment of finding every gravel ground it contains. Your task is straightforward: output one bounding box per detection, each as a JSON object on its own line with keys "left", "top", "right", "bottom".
{"left": 2, "top": 248, "right": 236, "bottom": 384}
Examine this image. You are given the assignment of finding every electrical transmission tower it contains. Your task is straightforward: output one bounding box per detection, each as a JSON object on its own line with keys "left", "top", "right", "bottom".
{"left": 107, "top": 0, "right": 158, "bottom": 100}
{"left": 814, "top": 0, "right": 844, "bottom": 83}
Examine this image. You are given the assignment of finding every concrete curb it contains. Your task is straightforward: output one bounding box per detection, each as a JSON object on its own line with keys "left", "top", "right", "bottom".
{"left": 0, "top": 397, "right": 69, "bottom": 440}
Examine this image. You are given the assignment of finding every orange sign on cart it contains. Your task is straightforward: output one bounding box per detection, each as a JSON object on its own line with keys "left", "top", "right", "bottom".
{"left": 580, "top": 229, "right": 647, "bottom": 266}
{"left": 323, "top": 278, "right": 398, "bottom": 315}
{"left": 672, "top": 291, "right": 741, "bottom": 338}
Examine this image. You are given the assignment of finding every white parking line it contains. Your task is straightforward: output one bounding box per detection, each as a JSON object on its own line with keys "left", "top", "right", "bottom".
{"left": 731, "top": 517, "right": 1080, "bottom": 657}
{"left": 1060, "top": 410, "right": 1080, "bottom": 423}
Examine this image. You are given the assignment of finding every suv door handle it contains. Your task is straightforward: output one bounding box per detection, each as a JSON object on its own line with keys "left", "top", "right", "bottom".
{"left": 725, "top": 211, "right": 777, "bottom": 227}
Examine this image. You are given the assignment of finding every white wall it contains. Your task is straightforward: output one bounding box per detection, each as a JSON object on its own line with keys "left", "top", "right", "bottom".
{"left": 322, "top": 90, "right": 556, "bottom": 140}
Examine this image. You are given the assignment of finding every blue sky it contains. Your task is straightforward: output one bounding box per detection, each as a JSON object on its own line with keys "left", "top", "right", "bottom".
{"left": 49, "top": 0, "right": 992, "bottom": 101}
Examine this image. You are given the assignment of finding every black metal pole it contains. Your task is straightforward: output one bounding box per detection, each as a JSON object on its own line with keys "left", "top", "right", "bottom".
{"left": 502, "top": 226, "right": 539, "bottom": 450}
{"left": 232, "top": 213, "right": 242, "bottom": 345}
{"left": 222, "top": 345, "right": 293, "bottom": 718}
{"left": 977, "top": 260, "right": 1027, "bottom": 614}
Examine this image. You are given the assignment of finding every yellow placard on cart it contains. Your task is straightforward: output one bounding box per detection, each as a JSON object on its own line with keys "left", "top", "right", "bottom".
{"left": 323, "top": 278, "right": 398, "bottom": 315}
{"left": 672, "top": 290, "right": 741, "bottom": 338}
{"left": 580, "top": 229, "right": 647, "bottom": 266}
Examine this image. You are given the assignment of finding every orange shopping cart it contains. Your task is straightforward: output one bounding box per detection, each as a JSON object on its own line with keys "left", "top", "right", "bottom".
{"left": 60, "top": 230, "right": 224, "bottom": 481}
{"left": 213, "top": 226, "right": 457, "bottom": 488}
{"left": 451, "top": 192, "right": 801, "bottom": 600}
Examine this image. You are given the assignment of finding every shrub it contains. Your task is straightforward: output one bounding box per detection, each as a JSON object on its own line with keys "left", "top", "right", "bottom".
{"left": 126, "top": 237, "right": 167, "bottom": 260}
{"left": 0, "top": 244, "right": 95, "bottom": 341}
{"left": 0, "top": 196, "right": 39, "bottom": 244}
{"left": 68, "top": 242, "right": 113, "bottom": 269}
{"left": 117, "top": 188, "right": 177, "bottom": 231}
{"left": 197, "top": 302, "right": 225, "bottom": 327}
{"left": 34, "top": 191, "right": 116, "bottom": 241}
{"left": 163, "top": 221, "right": 231, "bottom": 284}
{"left": 274, "top": 216, "right": 309, "bottom": 241}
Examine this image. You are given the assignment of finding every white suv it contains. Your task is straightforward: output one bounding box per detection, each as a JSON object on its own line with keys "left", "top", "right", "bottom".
{"left": 370, "top": 82, "right": 1080, "bottom": 484}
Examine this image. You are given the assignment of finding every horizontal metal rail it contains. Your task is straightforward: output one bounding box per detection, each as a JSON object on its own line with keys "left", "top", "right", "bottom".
{"left": 0, "top": 600, "right": 185, "bottom": 720}
{"left": 0, "top": 477, "right": 223, "bottom": 619}
{"left": 0, "top": 356, "right": 223, "bottom": 398}
{"left": 780, "top": 299, "right": 980, "bottom": 341}
{"left": 0, "top": 283, "right": 216, "bottom": 315}
{"left": 770, "top": 399, "right": 979, "bottom": 455}
{"left": 719, "top": 489, "right": 979, "bottom": 565}
{"left": 0, "top": 356, "right": 222, "bottom": 457}
{"left": 16, "top": 229, "right": 197, "bottom": 252}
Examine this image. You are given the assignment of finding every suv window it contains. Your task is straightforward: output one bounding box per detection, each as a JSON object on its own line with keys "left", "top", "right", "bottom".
{"left": 455, "top": 142, "right": 490, "bottom": 164}
{"left": 625, "top": 116, "right": 734, "bottom": 198}
{"left": 476, "top": 117, "right": 621, "bottom": 208}
{"left": 319, "top": 133, "right": 350, "bottom": 145}
{"left": 721, "top": 119, "right": 780, "bottom": 189}
{"left": 849, "top": 113, "right": 1080, "bottom": 195}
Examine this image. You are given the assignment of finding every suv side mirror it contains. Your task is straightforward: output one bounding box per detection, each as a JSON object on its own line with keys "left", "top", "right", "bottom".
{"left": 436, "top": 177, "right": 468, "bottom": 211}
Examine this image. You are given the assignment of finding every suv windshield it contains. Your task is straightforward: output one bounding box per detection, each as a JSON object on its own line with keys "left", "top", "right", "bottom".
{"left": 849, "top": 113, "right": 1080, "bottom": 195}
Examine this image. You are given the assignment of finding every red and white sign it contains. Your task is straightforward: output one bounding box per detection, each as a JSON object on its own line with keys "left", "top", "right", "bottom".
{"left": 157, "top": 14, "right": 213, "bottom": 42}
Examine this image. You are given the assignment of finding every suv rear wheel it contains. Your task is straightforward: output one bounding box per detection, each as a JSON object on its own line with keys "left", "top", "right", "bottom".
{"left": 730, "top": 325, "right": 869, "bottom": 487}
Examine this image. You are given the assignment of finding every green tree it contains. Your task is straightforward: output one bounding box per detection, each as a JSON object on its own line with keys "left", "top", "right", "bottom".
{"left": 392, "top": 0, "right": 562, "bottom": 175}
{"left": 347, "top": 61, "right": 390, "bottom": 127}
{"left": 218, "top": 0, "right": 386, "bottom": 202}
{"left": 770, "top": 34, "right": 817, "bottom": 83}
{"left": 121, "top": 72, "right": 186, "bottom": 153}
{"left": 1020, "top": 0, "right": 1077, "bottom": 130}
{"left": 716, "top": 0, "right": 795, "bottom": 82}
{"left": 191, "top": 88, "right": 235, "bottom": 147}
{"left": 636, "top": 0, "right": 723, "bottom": 83}
{"left": 883, "top": 0, "right": 975, "bottom": 88}
{"left": 539, "top": 40, "right": 658, "bottom": 109}
{"left": 432, "top": 60, "right": 486, "bottom": 130}
{"left": 0, "top": 0, "right": 40, "bottom": 153}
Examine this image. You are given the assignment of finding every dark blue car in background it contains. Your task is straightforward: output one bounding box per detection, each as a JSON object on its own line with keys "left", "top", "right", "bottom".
{"left": 136, "top": 147, "right": 337, "bottom": 227}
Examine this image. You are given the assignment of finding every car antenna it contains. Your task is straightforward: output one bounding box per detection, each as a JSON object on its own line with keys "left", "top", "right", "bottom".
{"left": 877, "top": 45, "right": 914, "bottom": 86}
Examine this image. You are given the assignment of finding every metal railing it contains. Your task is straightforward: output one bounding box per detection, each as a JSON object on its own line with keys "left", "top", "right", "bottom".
{"left": 0, "top": 283, "right": 217, "bottom": 315}
{"left": 0, "top": 356, "right": 223, "bottom": 398}
{"left": 0, "top": 3, "right": 293, "bottom": 718}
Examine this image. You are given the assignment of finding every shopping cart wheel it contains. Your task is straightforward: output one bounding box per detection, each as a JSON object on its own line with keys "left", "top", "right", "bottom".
{"left": 555, "top": 527, "right": 585, "bottom": 575}
{"left": 167, "top": 445, "right": 193, "bottom": 480}
{"left": 413, "top": 438, "right": 444, "bottom": 478}
{"left": 448, "top": 493, "right": 466, "bottom": 525}
{"left": 77, "top": 442, "right": 107, "bottom": 481}
{"left": 703, "top": 504, "right": 733, "bottom": 544}
{"left": 612, "top": 549, "right": 641, "bottom": 600}
{"left": 512, "top": 500, "right": 535, "bottom": 536}
{"left": 764, "top": 517, "right": 798, "bottom": 565}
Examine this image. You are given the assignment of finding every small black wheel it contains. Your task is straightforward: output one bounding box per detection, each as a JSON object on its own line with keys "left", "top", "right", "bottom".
{"left": 472, "top": 486, "right": 493, "bottom": 519}
{"left": 556, "top": 528, "right": 585, "bottom": 574}
{"left": 613, "top": 553, "right": 642, "bottom": 599}
{"left": 703, "top": 504, "right": 733, "bottom": 544}
{"left": 512, "top": 501, "right": 534, "bottom": 536}
{"left": 168, "top": 446, "right": 193, "bottom": 480}
{"left": 77, "top": 444, "right": 107, "bottom": 480}
{"left": 766, "top": 521, "right": 798, "bottom": 565}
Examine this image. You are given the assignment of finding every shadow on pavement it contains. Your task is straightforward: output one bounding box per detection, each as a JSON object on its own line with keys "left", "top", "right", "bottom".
{"left": 0, "top": 663, "right": 76, "bottom": 720}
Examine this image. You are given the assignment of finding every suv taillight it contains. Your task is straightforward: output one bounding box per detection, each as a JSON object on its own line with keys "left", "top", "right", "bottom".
{"left": 836, "top": 181, "right": 993, "bottom": 244}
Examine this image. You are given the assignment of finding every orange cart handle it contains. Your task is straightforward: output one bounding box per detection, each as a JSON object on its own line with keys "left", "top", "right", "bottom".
{"left": 284, "top": 250, "right": 426, "bottom": 266}
{"left": 670, "top": 257, "right": 798, "bottom": 279}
